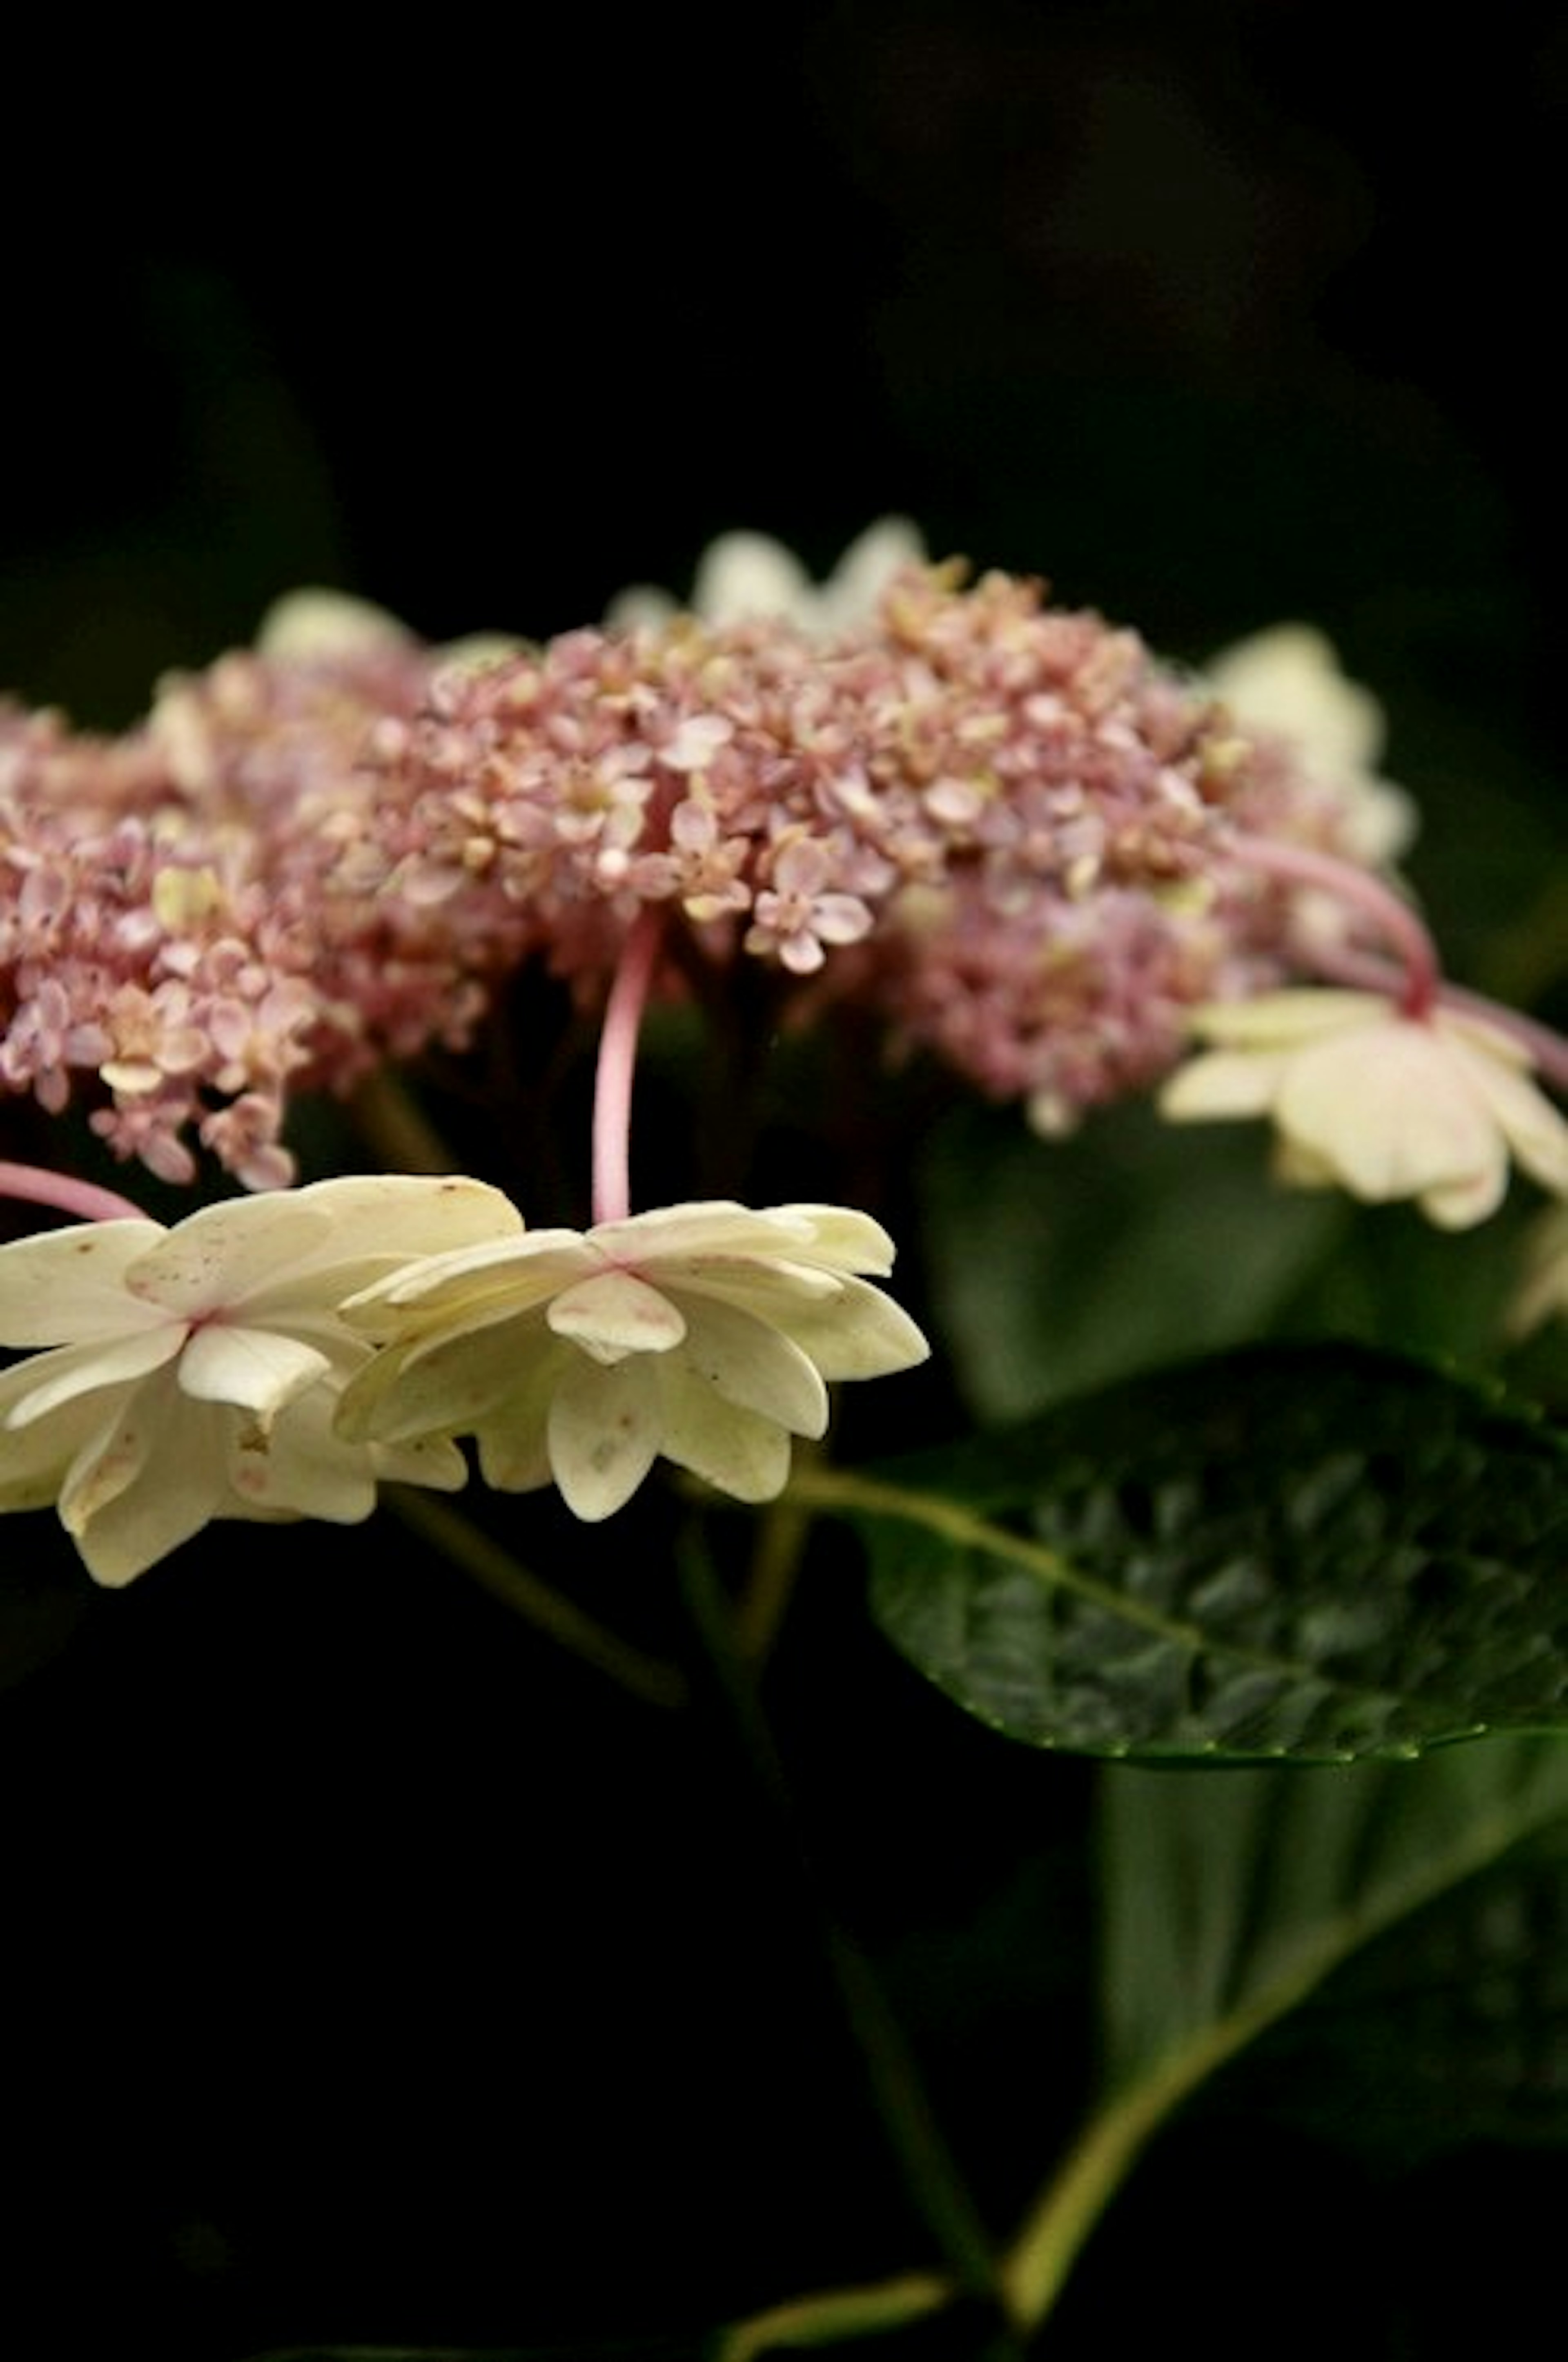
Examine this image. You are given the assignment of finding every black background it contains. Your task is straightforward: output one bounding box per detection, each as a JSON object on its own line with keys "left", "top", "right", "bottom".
{"left": 2, "top": 6, "right": 1565, "bottom": 2355}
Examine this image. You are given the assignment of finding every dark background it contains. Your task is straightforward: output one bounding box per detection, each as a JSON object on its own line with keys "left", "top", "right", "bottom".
{"left": 2, "top": 5, "right": 1565, "bottom": 2356}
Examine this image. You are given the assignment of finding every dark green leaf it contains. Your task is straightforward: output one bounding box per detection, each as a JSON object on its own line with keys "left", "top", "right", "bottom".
{"left": 1100, "top": 1739, "right": 1568, "bottom": 2088}
{"left": 917, "top": 1102, "right": 1349, "bottom": 1424}
{"left": 1001, "top": 1738, "right": 1568, "bottom": 2328}
{"left": 836, "top": 1342, "right": 1568, "bottom": 1760}
{"left": 1238, "top": 1813, "right": 1568, "bottom": 2158}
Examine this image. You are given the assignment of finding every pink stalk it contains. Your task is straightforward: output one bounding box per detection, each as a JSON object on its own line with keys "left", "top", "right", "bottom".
{"left": 1229, "top": 833, "right": 1442, "bottom": 1018}
{"left": 1306, "top": 943, "right": 1568, "bottom": 1096}
{"left": 590, "top": 906, "right": 665, "bottom": 1227}
{"left": 0, "top": 1160, "right": 149, "bottom": 1224}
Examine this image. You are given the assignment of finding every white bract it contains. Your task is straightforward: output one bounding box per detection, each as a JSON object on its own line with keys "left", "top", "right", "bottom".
{"left": 606, "top": 517, "right": 926, "bottom": 636}
{"left": 1159, "top": 989, "right": 1568, "bottom": 1228}
{"left": 1207, "top": 622, "right": 1417, "bottom": 866}
{"left": 0, "top": 1175, "right": 520, "bottom": 1583}
{"left": 338, "top": 1200, "right": 931, "bottom": 1521}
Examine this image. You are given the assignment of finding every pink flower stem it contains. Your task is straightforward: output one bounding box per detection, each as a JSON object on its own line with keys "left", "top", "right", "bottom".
{"left": 1308, "top": 943, "right": 1568, "bottom": 1096}
{"left": 0, "top": 1159, "right": 148, "bottom": 1224}
{"left": 591, "top": 904, "right": 665, "bottom": 1226}
{"left": 1227, "top": 833, "right": 1442, "bottom": 1019}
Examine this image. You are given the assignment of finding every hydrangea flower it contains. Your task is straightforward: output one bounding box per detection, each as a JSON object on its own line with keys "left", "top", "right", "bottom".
{"left": 1207, "top": 622, "right": 1417, "bottom": 867}
{"left": 0, "top": 1175, "right": 519, "bottom": 1582}
{"left": 606, "top": 517, "right": 926, "bottom": 633}
{"left": 337, "top": 1200, "right": 930, "bottom": 1521}
{"left": 1159, "top": 988, "right": 1568, "bottom": 1227}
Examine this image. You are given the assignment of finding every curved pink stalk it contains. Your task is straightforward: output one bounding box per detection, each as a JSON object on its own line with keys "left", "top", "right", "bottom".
{"left": 1228, "top": 833, "right": 1442, "bottom": 1018}
{"left": 1306, "top": 943, "right": 1568, "bottom": 1096}
{"left": 0, "top": 1160, "right": 149, "bottom": 1224}
{"left": 591, "top": 906, "right": 665, "bottom": 1226}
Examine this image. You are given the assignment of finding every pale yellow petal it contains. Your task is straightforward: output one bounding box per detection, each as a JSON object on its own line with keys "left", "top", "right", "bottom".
{"left": 1276, "top": 1027, "right": 1501, "bottom": 1206}
{"left": 657, "top": 1359, "right": 793, "bottom": 1502}
{"left": 548, "top": 1269, "right": 686, "bottom": 1363}
{"left": 547, "top": 1354, "right": 662, "bottom": 1521}
{"left": 1159, "top": 1047, "right": 1295, "bottom": 1122}
{"left": 179, "top": 1324, "right": 334, "bottom": 1420}
{"left": 0, "top": 1220, "right": 167, "bottom": 1346}
{"left": 673, "top": 1296, "right": 829, "bottom": 1438}
{"left": 0, "top": 1326, "right": 184, "bottom": 1429}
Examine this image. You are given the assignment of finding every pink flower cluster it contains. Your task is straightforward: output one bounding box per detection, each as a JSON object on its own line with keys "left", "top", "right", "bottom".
{"left": 0, "top": 632, "right": 495, "bottom": 1185}
{"left": 0, "top": 566, "right": 1379, "bottom": 1185}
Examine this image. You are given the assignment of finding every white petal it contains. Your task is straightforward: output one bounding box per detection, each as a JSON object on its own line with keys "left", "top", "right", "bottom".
{"left": 338, "top": 1310, "right": 557, "bottom": 1443}
{"left": 548, "top": 1354, "right": 662, "bottom": 1521}
{"left": 1443, "top": 1030, "right": 1568, "bottom": 1199}
{"left": 588, "top": 1202, "right": 812, "bottom": 1265}
{"left": 762, "top": 1203, "right": 901, "bottom": 1275}
{"left": 255, "top": 587, "right": 415, "bottom": 660}
{"left": 127, "top": 1193, "right": 337, "bottom": 1318}
{"left": 1207, "top": 625, "right": 1385, "bottom": 777}
{"left": 692, "top": 532, "right": 814, "bottom": 627}
{"left": 0, "top": 1326, "right": 184, "bottom": 1429}
{"left": 61, "top": 1372, "right": 227, "bottom": 1585}
{"left": 657, "top": 1358, "right": 792, "bottom": 1503}
{"left": 1419, "top": 1163, "right": 1510, "bottom": 1230}
{"left": 1159, "top": 1047, "right": 1296, "bottom": 1122}
{"left": 1276, "top": 1027, "right": 1501, "bottom": 1204}
{"left": 237, "top": 1175, "right": 525, "bottom": 1310}
{"left": 0, "top": 1387, "right": 118, "bottom": 1510}
{"left": 225, "top": 1385, "right": 379, "bottom": 1523}
{"left": 672, "top": 1296, "right": 829, "bottom": 1437}
{"left": 817, "top": 517, "right": 926, "bottom": 631}
{"left": 472, "top": 1349, "right": 564, "bottom": 1492}
{"left": 0, "top": 1220, "right": 168, "bottom": 1345}
{"left": 370, "top": 1431, "right": 470, "bottom": 1493}
{"left": 179, "top": 1323, "right": 333, "bottom": 1420}
{"left": 763, "top": 1274, "right": 931, "bottom": 1381}
{"left": 1185, "top": 990, "right": 1386, "bottom": 1047}
{"left": 342, "top": 1229, "right": 591, "bottom": 1322}
{"left": 548, "top": 1269, "right": 686, "bottom": 1363}
{"left": 653, "top": 1256, "right": 844, "bottom": 1322}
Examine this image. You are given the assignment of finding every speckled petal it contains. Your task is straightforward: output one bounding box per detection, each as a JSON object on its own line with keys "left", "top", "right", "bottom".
{"left": 548, "top": 1269, "right": 686, "bottom": 1363}
{"left": 547, "top": 1353, "right": 662, "bottom": 1521}
{"left": 657, "top": 1357, "right": 793, "bottom": 1503}
{"left": 0, "top": 1325, "right": 184, "bottom": 1429}
{"left": 61, "top": 1372, "right": 227, "bottom": 1586}
{"left": 672, "top": 1294, "right": 828, "bottom": 1437}
{"left": 0, "top": 1220, "right": 167, "bottom": 1346}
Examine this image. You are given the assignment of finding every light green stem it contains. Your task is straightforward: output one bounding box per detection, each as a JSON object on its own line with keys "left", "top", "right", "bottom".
{"left": 383, "top": 1487, "right": 688, "bottom": 1711}
{"left": 716, "top": 2269, "right": 952, "bottom": 2360}
{"left": 1002, "top": 1781, "right": 1568, "bottom": 2329}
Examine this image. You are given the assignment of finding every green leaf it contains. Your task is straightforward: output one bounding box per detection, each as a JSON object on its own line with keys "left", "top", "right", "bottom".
{"left": 1233, "top": 1811, "right": 1568, "bottom": 2159}
{"left": 918, "top": 1101, "right": 1349, "bottom": 1423}
{"left": 1100, "top": 1739, "right": 1568, "bottom": 2087}
{"left": 1001, "top": 1736, "right": 1568, "bottom": 2330}
{"left": 801, "top": 1341, "right": 1568, "bottom": 1761}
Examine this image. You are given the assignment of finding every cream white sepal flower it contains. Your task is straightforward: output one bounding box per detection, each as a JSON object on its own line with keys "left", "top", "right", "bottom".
{"left": 1207, "top": 622, "right": 1417, "bottom": 866}
{"left": 0, "top": 1175, "right": 523, "bottom": 1584}
{"left": 338, "top": 1200, "right": 931, "bottom": 1522}
{"left": 607, "top": 518, "right": 926, "bottom": 636}
{"left": 1158, "top": 989, "right": 1568, "bottom": 1229}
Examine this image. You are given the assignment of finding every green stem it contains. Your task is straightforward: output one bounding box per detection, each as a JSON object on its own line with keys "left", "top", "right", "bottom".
{"left": 734, "top": 1462, "right": 818, "bottom": 1667}
{"left": 676, "top": 1525, "right": 1013, "bottom": 2337}
{"left": 716, "top": 2268, "right": 953, "bottom": 2360}
{"left": 384, "top": 1487, "right": 688, "bottom": 1711}
{"left": 1002, "top": 1775, "right": 1568, "bottom": 2331}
